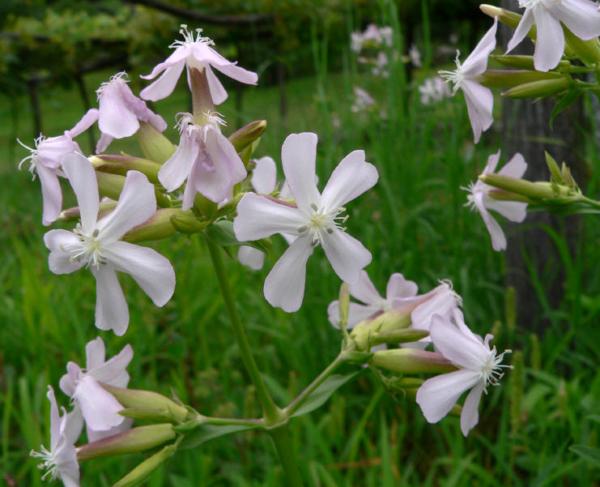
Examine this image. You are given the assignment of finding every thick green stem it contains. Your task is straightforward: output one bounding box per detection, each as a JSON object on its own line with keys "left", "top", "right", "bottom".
{"left": 205, "top": 238, "right": 279, "bottom": 422}
{"left": 269, "top": 426, "right": 304, "bottom": 487}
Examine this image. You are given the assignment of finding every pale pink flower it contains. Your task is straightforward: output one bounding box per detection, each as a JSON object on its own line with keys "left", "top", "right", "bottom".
{"left": 328, "top": 271, "right": 460, "bottom": 333}
{"left": 59, "top": 337, "right": 133, "bottom": 442}
{"left": 439, "top": 18, "right": 498, "bottom": 143}
{"left": 31, "top": 387, "right": 83, "bottom": 487}
{"left": 44, "top": 153, "right": 176, "bottom": 335}
{"left": 419, "top": 76, "right": 451, "bottom": 105}
{"left": 76, "top": 72, "right": 167, "bottom": 153}
{"left": 466, "top": 151, "right": 528, "bottom": 251}
{"left": 409, "top": 44, "right": 422, "bottom": 67}
{"left": 508, "top": 0, "right": 600, "bottom": 72}
{"left": 234, "top": 132, "right": 378, "bottom": 312}
{"left": 158, "top": 112, "right": 246, "bottom": 208}
{"left": 140, "top": 25, "right": 258, "bottom": 104}
{"left": 416, "top": 311, "right": 511, "bottom": 436}
{"left": 18, "top": 116, "right": 96, "bottom": 226}
{"left": 351, "top": 87, "right": 376, "bottom": 113}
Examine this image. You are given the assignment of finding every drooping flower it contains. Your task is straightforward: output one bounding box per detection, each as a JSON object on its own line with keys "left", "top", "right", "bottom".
{"left": 140, "top": 25, "right": 258, "bottom": 104}
{"left": 234, "top": 132, "right": 378, "bottom": 312}
{"left": 59, "top": 337, "right": 133, "bottom": 442}
{"left": 74, "top": 72, "right": 167, "bottom": 154}
{"left": 237, "top": 156, "right": 277, "bottom": 271}
{"left": 439, "top": 18, "right": 498, "bottom": 143}
{"left": 416, "top": 311, "right": 511, "bottom": 436}
{"left": 31, "top": 387, "right": 83, "bottom": 487}
{"left": 508, "top": 0, "right": 600, "bottom": 72}
{"left": 158, "top": 112, "right": 246, "bottom": 208}
{"left": 465, "top": 151, "right": 528, "bottom": 251}
{"left": 44, "top": 152, "right": 176, "bottom": 335}
{"left": 18, "top": 116, "right": 96, "bottom": 226}
{"left": 328, "top": 271, "right": 461, "bottom": 332}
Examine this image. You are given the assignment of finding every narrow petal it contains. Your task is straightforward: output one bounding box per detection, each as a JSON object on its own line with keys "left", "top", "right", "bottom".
{"left": 281, "top": 133, "right": 321, "bottom": 212}
{"left": 103, "top": 241, "right": 175, "bottom": 307}
{"left": 208, "top": 49, "right": 258, "bottom": 85}
{"left": 95, "top": 133, "right": 114, "bottom": 154}
{"left": 37, "top": 165, "right": 62, "bottom": 226}
{"left": 233, "top": 194, "right": 305, "bottom": 241}
{"left": 460, "top": 381, "right": 484, "bottom": 436}
{"left": 386, "top": 273, "right": 418, "bottom": 300}
{"left": 238, "top": 246, "right": 265, "bottom": 271}
{"left": 264, "top": 236, "right": 314, "bottom": 312}
{"left": 474, "top": 192, "right": 507, "bottom": 251}
{"left": 486, "top": 199, "right": 528, "bottom": 223}
{"left": 429, "top": 317, "right": 490, "bottom": 369}
{"left": 98, "top": 83, "right": 139, "bottom": 139}
{"left": 533, "top": 8, "right": 565, "bottom": 72}
{"left": 321, "top": 229, "right": 372, "bottom": 284}
{"left": 416, "top": 369, "right": 481, "bottom": 423}
{"left": 498, "top": 153, "right": 527, "bottom": 179}
{"left": 87, "top": 418, "right": 132, "bottom": 443}
{"left": 251, "top": 156, "right": 277, "bottom": 194}
{"left": 141, "top": 46, "right": 190, "bottom": 80}
{"left": 550, "top": 0, "right": 600, "bottom": 40}
{"left": 320, "top": 150, "right": 379, "bottom": 211}
{"left": 140, "top": 62, "right": 186, "bottom": 102}
{"left": 62, "top": 153, "right": 99, "bottom": 234}
{"left": 507, "top": 8, "right": 535, "bottom": 53}
{"left": 44, "top": 229, "right": 85, "bottom": 274}
{"left": 73, "top": 375, "right": 124, "bottom": 431}
{"left": 482, "top": 150, "right": 501, "bottom": 176}
{"left": 205, "top": 65, "right": 229, "bottom": 105}
{"left": 159, "top": 131, "right": 199, "bottom": 191}
{"left": 97, "top": 171, "right": 156, "bottom": 244}
{"left": 461, "top": 18, "right": 498, "bottom": 76}
{"left": 90, "top": 344, "right": 133, "bottom": 387}
{"left": 59, "top": 362, "right": 81, "bottom": 397}
{"left": 86, "top": 337, "right": 106, "bottom": 370}
{"left": 67, "top": 108, "right": 99, "bottom": 138}
{"left": 61, "top": 407, "right": 84, "bottom": 446}
{"left": 461, "top": 80, "right": 493, "bottom": 144}
{"left": 93, "top": 265, "right": 129, "bottom": 336}
{"left": 348, "top": 271, "right": 382, "bottom": 305}
{"left": 47, "top": 386, "right": 61, "bottom": 449}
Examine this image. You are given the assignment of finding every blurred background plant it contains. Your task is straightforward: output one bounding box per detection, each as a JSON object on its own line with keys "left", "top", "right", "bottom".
{"left": 1, "top": 0, "right": 599, "bottom": 485}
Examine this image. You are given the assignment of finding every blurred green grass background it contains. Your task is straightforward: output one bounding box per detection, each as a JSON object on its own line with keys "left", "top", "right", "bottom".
{"left": 2, "top": 4, "right": 600, "bottom": 487}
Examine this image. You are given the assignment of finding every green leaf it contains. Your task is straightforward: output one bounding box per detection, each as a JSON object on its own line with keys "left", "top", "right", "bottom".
{"left": 570, "top": 444, "right": 600, "bottom": 467}
{"left": 550, "top": 88, "right": 581, "bottom": 129}
{"left": 291, "top": 372, "right": 359, "bottom": 418}
{"left": 179, "top": 423, "right": 258, "bottom": 450}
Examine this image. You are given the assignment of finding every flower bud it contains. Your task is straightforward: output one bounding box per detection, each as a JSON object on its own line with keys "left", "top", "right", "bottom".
{"left": 102, "top": 385, "right": 190, "bottom": 423}
{"left": 137, "top": 122, "right": 176, "bottom": 164}
{"left": 350, "top": 310, "right": 411, "bottom": 351}
{"left": 480, "top": 4, "right": 526, "bottom": 31}
{"left": 113, "top": 443, "right": 178, "bottom": 487}
{"left": 564, "top": 29, "right": 600, "bottom": 66}
{"left": 338, "top": 283, "right": 350, "bottom": 332}
{"left": 170, "top": 210, "right": 211, "bottom": 234}
{"left": 122, "top": 208, "right": 185, "bottom": 243}
{"left": 370, "top": 349, "right": 455, "bottom": 374}
{"left": 491, "top": 55, "right": 570, "bottom": 71}
{"left": 91, "top": 154, "right": 162, "bottom": 183}
{"left": 502, "top": 77, "right": 570, "bottom": 99}
{"left": 228, "top": 120, "right": 267, "bottom": 155}
{"left": 96, "top": 171, "right": 171, "bottom": 208}
{"left": 480, "top": 174, "right": 573, "bottom": 200}
{"left": 77, "top": 424, "right": 176, "bottom": 461}
{"left": 60, "top": 198, "right": 117, "bottom": 221}
{"left": 369, "top": 328, "right": 430, "bottom": 347}
{"left": 478, "top": 70, "right": 565, "bottom": 89}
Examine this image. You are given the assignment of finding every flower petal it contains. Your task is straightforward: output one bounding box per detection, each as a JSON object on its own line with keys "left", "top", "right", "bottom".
{"left": 205, "top": 65, "right": 229, "bottom": 105}
{"left": 103, "top": 241, "right": 175, "bottom": 307}
{"left": 97, "top": 171, "right": 156, "bottom": 244}
{"left": 485, "top": 199, "right": 528, "bottom": 223}
{"left": 98, "top": 81, "right": 140, "bottom": 139}
{"left": 140, "top": 62, "right": 186, "bottom": 102}
{"left": 59, "top": 362, "right": 81, "bottom": 397}
{"left": 507, "top": 8, "right": 535, "bottom": 53}
{"left": 238, "top": 246, "right": 265, "bottom": 271}
{"left": 533, "top": 7, "right": 565, "bottom": 72}
{"left": 67, "top": 108, "right": 99, "bottom": 138}
{"left": 87, "top": 418, "right": 132, "bottom": 443}
{"left": 93, "top": 265, "right": 129, "bottom": 336}
{"left": 321, "top": 229, "right": 372, "bottom": 284}
{"left": 348, "top": 271, "right": 382, "bottom": 305}
{"left": 429, "top": 317, "right": 490, "bottom": 369}
{"left": 44, "top": 229, "right": 85, "bottom": 274}
{"left": 461, "top": 18, "right": 498, "bottom": 76}
{"left": 264, "top": 236, "right": 314, "bottom": 312}
{"left": 159, "top": 131, "right": 199, "bottom": 192}
{"left": 62, "top": 153, "right": 99, "bottom": 234}
{"left": 416, "top": 369, "right": 481, "bottom": 423}
{"left": 460, "top": 381, "right": 484, "bottom": 436}
{"left": 550, "top": 0, "right": 600, "bottom": 40}
{"left": 474, "top": 192, "right": 507, "bottom": 251}
{"left": 320, "top": 150, "right": 378, "bottom": 212}
{"left": 234, "top": 194, "right": 305, "bottom": 241}
{"left": 386, "top": 273, "right": 418, "bottom": 300}
{"left": 251, "top": 156, "right": 277, "bottom": 194}
{"left": 281, "top": 133, "right": 321, "bottom": 212}
{"left": 461, "top": 80, "right": 493, "bottom": 144}
{"left": 498, "top": 153, "right": 527, "bottom": 179}
{"left": 37, "top": 164, "right": 62, "bottom": 226}
{"left": 328, "top": 300, "right": 380, "bottom": 329}
{"left": 90, "top": 343, "right": 133, "bottom": 387}
{"left": 141, "top": 46, "right": 190, "bottom": 80}
{"left": 86, "top": 337, "right": 106, "bottom": 370}
{"left": 73, "top": 375, "right": 124, "bottom": 431}
{"left": 410, "top": 283, "right": 459, "bottom": 333}
{"left": 208, "top": 51, "right": 258, "bottom": 85}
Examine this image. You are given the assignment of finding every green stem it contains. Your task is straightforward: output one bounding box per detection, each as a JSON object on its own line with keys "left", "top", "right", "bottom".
{"left": 205, "top": 238, "right": 279, "bottom": 422}
{"left": 269, "top": 426, "right": 304, "bottom": 487}
{"left": 204, "top": 416, "right": 264, "bottom": 428}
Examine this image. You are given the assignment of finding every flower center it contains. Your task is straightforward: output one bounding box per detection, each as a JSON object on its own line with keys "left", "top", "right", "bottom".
{"left": 68, "top": 227, "right": 106, "bottom": 269}
{"left": 30, "top": 446, "right": 59, "bottom": 481}
{"left": 480, "top": 348, "right": 512, "bottom": 390}
{"left": 438, "top": 51, "right": 465, "bottom": 94}
{"left": 298, "top": 204, "right": 348, "bottom": 245}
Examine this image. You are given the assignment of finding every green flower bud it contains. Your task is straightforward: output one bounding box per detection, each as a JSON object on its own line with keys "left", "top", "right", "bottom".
{"left": 338, "top": 283, "right": 350, "bottom": 332}
{"left": 480, "top": 5, "right": 527, "bottom": 32}
{"left": 350, "top": 310, "right": 411, "bottom": 352}
{"left": 137, "top": 122, "right": 176, "bottom": 164}
{"left": 122, "top": 208, "right": 187, "bottom": 243}
{"left": 370, "top": 349, "right": 455, "bottom": 375}
{"left": 96, "top": 171, "right": 171, "bottom": 208}
{"left": 91, "top": 154, "right": 162, "bottom": 183}
{"left": 77, "top": 424, "right": 176, "bottom": 461}
{"left": 491, "top": 55, "right": 570, "bottom": 70}
{"left": 502, "top": 77, "right": 570, "bottom": 99}
{"left": 564, "top": 29, "right": 600, "bottom": 66}
{"left": 480, "top": 174, "right": 572, "bottom": 200}
{"left": 369, "top": 328, "right": 430, "bottom": 347}
{"left": 170, "top": 210, "right": 211, "bottom": 234}
{"left": 228, "top": 120, "right": 267, "bottom": 154}
{"left": 478, "top": 70, "right": 566, "bottom": 89}
{"left": 113, "top": 443, "right": 178, "bottom": 487}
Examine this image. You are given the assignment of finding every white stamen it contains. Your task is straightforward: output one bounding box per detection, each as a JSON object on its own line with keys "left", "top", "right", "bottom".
{"left": 481, "top": 348, "right": 512, "bottom": 392}
{"left": 96, "top": 71, "right": 129, "bottom": 99}
{"left": 170, "top": 24, "right": 215, "bottom": 50}
{"left": 439, "top": 50, "right": 465, "bottom": 94}
{"left": 30, "top": 446, "right": 59, "bottom": 481}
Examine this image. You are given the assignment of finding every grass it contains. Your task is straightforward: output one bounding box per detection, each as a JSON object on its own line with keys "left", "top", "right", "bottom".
{"left": 1, "top": 5, "right": 600, "bottom": 487}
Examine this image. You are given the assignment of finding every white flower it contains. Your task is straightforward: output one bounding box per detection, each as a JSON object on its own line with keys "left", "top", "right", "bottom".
{"left": 18, "top": 116, "right": 96, "bottom": 226}
{"left": 44, "top": 153, "right": 176, "bottom": 335}
{"left": 466, "top": 151, "right": 528, "bottom": 251}
{"left": 140, "top": 25, "right": 258, "bottom": 104}
{"left": 419, "top": 76, "right": 451, "bottom": 105}
{"left": 328, "top": 271, "right": 460, "bottom": 334}
{"left": 158, "top": 112, "right": 246, "bottom": 207}
{"left": 59, "top": 337, "right": 133, "bottom": 442}
{"left": 31, "top": 387, "right": 83, "bottom": 487}
{"left": 439, "top": 18, "right": 497, "bottom": 143}
{"left": 74, "top": 72, "right": 167, "bottom": 153}
{"left": 508, "top": 0, "right": 600, "bottom": 72}
{"left": 233, "top": 132, "right": 378, "bottom": 312}
{"left": 416, "top": 311, "right": 511, "bottom": 436}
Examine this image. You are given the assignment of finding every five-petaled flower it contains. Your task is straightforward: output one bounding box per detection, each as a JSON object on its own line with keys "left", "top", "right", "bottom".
{"left": 466, "top": 151, "right": 528, "bottom": 251}
{"left": 439, "top": 18, "right": 497, "bottom": 143}
{"left": 416, "top": 311, "right": 511, "bottom": 436}
{"left": 44, "top": 152, "right": 176, "bottom": 335}
{"left": 31, "top": 387, "right": 82, "bottom": 487}
{"left": 158, "top": 112, "right": 246, "bottom": 207}
{"left": 75, "top": 72, "right": 167, "bottom": 154}
{"left": 508, "top": 0, "right": 600, "bottom": 72}
{"left": 140, "top": 25, "right": 258, "bottom": 104}
{"left": 233, "top": 132, "right": 378, "bottom": 312}
{"left": 60, "top": 337, "right": 133, "bottom": 442}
